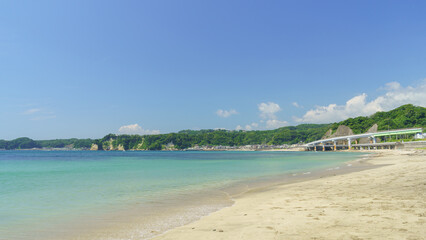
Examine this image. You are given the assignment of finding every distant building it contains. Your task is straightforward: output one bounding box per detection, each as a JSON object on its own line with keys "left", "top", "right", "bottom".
{"left": 414, "top": 132, "right": 425, "bottom": 139}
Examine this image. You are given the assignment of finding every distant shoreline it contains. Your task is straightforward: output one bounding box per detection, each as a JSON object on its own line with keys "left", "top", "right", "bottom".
{"left": 0, "top": 146, "right": 306, "bottom": 151}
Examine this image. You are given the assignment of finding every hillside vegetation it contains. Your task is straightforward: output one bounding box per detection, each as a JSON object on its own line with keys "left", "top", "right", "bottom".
{"left": 0, "top": 138, "right": 93, "bottom": 150}
{"left": 92, "top": 104, "right": 426, "bottom": 150}
{"left": 0, "top": 104, "right": 424, "bottom": 150}
{"left": 93, "top": 124, "right": 330, "bottom": 150}
{"left": 329, "top": 104, "right": 426, "bottom": 134}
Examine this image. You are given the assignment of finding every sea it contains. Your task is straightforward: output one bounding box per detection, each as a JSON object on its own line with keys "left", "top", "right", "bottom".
{"left": 0, "top": 150, "right": 366, "bottom": 240}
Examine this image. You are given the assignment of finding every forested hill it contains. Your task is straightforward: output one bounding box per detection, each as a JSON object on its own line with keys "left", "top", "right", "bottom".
{"left": 85, "top": 104, "right": 426, "bottom": 151}
{"left": 328, "top": 104, "right": 426, "bottom": 134}
{"left": 0, "top": 138, "right": 93, "bottom": 150}
{"left": 1, "top": 104, "right": 425, "bottom": 150}
{"left": 93, "top": 123, "right": 331, "bottom": 151}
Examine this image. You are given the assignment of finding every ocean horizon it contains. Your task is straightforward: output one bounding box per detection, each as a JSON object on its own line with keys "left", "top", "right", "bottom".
{"left": 0, "top": 150, "right": 366, "bottom": 240}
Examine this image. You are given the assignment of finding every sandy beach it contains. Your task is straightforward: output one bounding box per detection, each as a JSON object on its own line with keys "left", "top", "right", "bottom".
{"left": 153, "top": 150, "right": 426, "bottom": 240}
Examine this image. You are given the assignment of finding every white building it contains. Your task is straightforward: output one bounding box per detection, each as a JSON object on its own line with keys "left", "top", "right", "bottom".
{"left": 414, "top": 132, "right": 425, "bottom": 139}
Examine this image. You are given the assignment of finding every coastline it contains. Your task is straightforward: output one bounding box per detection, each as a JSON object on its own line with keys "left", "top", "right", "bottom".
{"left": 74, "top": 152, "right": 369, "bottom": 240}
{"left": 104, "top": 153, "right": 370, "bottom": 240}
{"left": 153, "top": 149, "right": 426, "bottom": 240}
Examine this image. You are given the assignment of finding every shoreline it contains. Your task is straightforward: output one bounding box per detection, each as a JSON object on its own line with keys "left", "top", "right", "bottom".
{"left": 147, "top": 153, "right": 377, "bottom": 239}
{"left": 152, "top": 149, "right": 426, "bottom": 240}
{"left": 77, "top": 152, "right": 370, "bottom": 240}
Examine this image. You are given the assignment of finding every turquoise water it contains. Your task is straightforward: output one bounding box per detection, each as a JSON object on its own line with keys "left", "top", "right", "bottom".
{"left": 0, "top": 151, "right": 364, "bottom": 240}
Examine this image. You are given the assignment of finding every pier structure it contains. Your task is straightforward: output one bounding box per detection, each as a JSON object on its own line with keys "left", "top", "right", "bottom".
{"left": 305, "top": 128, "right": 423, "bottom": 151}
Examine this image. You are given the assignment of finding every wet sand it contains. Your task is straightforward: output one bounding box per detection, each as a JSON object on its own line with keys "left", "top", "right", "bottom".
{"left": 153, "top": 150, "right": 426, "bottom": 240}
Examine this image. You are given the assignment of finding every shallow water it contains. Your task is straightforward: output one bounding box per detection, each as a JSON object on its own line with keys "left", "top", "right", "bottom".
{"left": 0, "top": 150, "right": 364, "bottom": 240}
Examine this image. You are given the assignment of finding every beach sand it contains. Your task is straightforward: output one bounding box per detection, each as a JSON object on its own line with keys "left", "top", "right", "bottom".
{"left": 153, "top": 150, "right": 426, "bottom": 240}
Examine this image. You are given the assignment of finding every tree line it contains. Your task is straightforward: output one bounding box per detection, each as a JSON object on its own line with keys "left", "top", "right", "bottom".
{"left": 93, "top": 124, "right": 330, "bottom": 150}
{"left": 0, "top": 138, "right": 93, "bottom": 150}
{"left": 1, "top": 104, "right": 425, "bottom": 150}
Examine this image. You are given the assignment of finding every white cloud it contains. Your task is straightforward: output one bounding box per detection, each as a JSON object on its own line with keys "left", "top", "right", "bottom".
{"left": 118, "top": 124, "right": 160, "bottom": 135}
{"left": 235, "top": 102, "right": 288, "bottom": 130}
{"left": 236, "top": 122, "right": 258, "bottom": 131}
{"left": 245, "top": 122, "right": 259, "bottom": 130}
{"left": 266, "top": 119, "right": 288, "bottom": 129}
{"left": 292, "top": 102, "right": 301, "bottom": 108}
{"left": 258, "top": 102, "right": 281, "bottom": 119}
{"left": 385, "top": 81, "right": 401, "bottom": 91}
{"left": 23, "top": 108, "right": 41, "bottom": 115}
{"left": 295, "top": 80, "right": 426, "bottom": 123}
{"left": 23, "top": 107, "right": 56, "bottom": 121}
{"left": 216, "top": 109, "right": 238, "bottom": 118}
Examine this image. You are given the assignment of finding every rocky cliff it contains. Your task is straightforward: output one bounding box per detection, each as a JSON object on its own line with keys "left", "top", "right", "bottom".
{"left": 322, "top": 124, "right": 382, "bottom": 144}
{"left": 323, "top": 125, "right": 354, "bottom": 138}
{"left": 359, "top": 124, "right": 380, "bottom": 144}
{"left": 90, "top": 144, "right": 98, "bottom": 151}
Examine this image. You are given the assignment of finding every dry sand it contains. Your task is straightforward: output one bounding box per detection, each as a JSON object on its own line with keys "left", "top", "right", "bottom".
{"left": 153, "top": 150, "right": 426, "bottom": 240}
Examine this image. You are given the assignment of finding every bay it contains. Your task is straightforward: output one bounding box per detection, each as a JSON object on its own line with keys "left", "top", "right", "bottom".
{"left": 0, "top": 150, "right": 364, "bottom": 240}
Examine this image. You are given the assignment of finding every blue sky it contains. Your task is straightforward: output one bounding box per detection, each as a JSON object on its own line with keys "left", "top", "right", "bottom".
{"left": 1, "top": 0, "right": 426, "bottom": 140}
